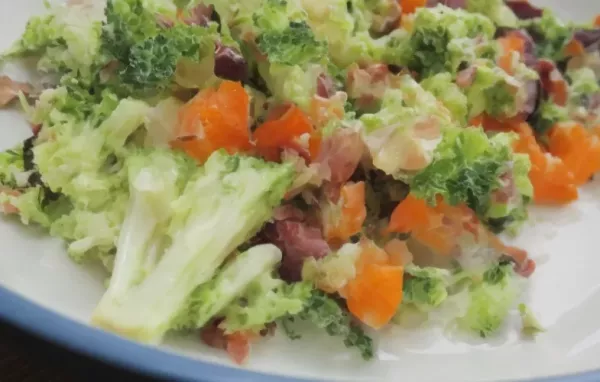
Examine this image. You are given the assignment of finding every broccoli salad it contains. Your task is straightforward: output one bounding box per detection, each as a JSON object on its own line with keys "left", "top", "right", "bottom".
{"left": 0, "top": 0, "right": 598, "bottom": 364}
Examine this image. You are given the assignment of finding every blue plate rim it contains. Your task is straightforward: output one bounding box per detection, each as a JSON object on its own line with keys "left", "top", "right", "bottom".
{"left": 0, "top": 284, "right": 599, "bottom": 382}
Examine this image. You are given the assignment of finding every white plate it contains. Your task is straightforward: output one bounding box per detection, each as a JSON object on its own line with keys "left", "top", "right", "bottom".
{"left": 0, "top": 1, "right": 599, "bottom": 381}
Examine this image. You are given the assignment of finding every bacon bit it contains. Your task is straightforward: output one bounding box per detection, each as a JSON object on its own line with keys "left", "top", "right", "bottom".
{"left": 156, "top": 14, "right": 175, "bottom": 28}
{"left": 537, "top": 59, "right": 568, "bottom": 106}
{"left": 346, "top": 64, "right": 391, "bottom": 110}
{"left": 0, "top": 76, "right": 31, "bottom": 107}
{"left": 226, "top": 332, "right": 252, "bottom": 365}
{"left": 31, "top": 124, "right": 41, "bottom": 136}
{"left": 200, "top": 320, "right": 228, "bottom": 350}
{"left": 316, "top": 74, "right": 335, "bottom": 98}
{"left": 99, "top": 60, "right": 120, "bottom": 84}
{"left": 0, "top": 187, "right": 20, "bottom": 215}
{"left": 456, "top": 66, "right": 477, "bottom": 88}
{"left": 315, "top": 129, "right": 364, "bottom": 185}
{"left": 504, "top": 0, "right": 543, "bottom": 20}
{"left": 564, "top": 38, "right": 586, "bottom": 58}
{"left": 265, "top": 220, "right": 330, "bottom": 281}
{"left": 384, "top": 238, "right": 413, "bottom": 266}
{"left": 272, "top": 204, "right": 305, "bottom": 221}
{"left": 183, "top": 3, "right": 213, "bottom": 26}
{"left": 517, "top": 258, "right": 536, "bottom": 278}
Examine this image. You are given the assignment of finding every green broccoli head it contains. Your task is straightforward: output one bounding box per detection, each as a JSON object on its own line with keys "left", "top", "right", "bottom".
{"left": 92, "top": 151, "right": 295, "bottom": 343}
{"left": 282, "top": 289, "right": 374, "bottom": 360}
{"left": 520, "top": 9, "right": 574, "bottom": 61}
{"left": 466, "top": 0, "right": 519, "bottom": 28}
{"left": 396, "top": 5, "right": 497, "bottom": 77}
{"left": 403, "top": 265, "right": 450, "bottom": 311}
{"left": 256, "top": 21, "right": 327, "bottom": 66}
{"left": 458, "top": 261, "right": 521, "bottom": 337}
{"left": 420, "top": 72, "right": 469, "bottom": 123}
{"left": 102, "top": 0, "right": 219, "bottom": 96}
{"left": 464, "top": 60, "right": 537, "bottom": 119}
{"left": 4, "top": 1, "right": 105, "bottom": 79}
{"left": 410, "top": 126, "right": 532, "bottom": 232}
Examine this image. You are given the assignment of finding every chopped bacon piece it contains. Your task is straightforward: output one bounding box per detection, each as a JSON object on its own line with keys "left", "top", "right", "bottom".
{"left": 0, "top": 76, "right": 31, "bottom": 107}
{"left": 265, "top": 220, "right": 330, "bottom": 281}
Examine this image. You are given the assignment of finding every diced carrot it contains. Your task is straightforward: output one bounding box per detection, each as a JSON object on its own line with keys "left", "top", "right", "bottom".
{"left": 497, "top": 34, "right": 525, "bottom": 74}
{"left": 387, "top": 194, "right": 435, "bottom": 234}
{"left": 547, "top": 123, "right": 600, "bottom": 185}
{"left": 400, "top": 0, "right": 426, "bottom": 15}
{"left": 564, "top": 38, "right": 585, "bottom": 57}
{"left": 174, "top": 81, "right": 251, "bottom": 162}
{"left": 345, "top": 263, "right": 404, "bottom": 329}
{"left": 511, "top": 122, "right": 579, "bottom": 204}
{"left": 254, "top": 104, "right": 318, "bottom": 161}
{"left": 324, "top": 182, "right": 367, "bottom": 247}
{"left": 594, "top": 15, "right": 600, "bottom": 27}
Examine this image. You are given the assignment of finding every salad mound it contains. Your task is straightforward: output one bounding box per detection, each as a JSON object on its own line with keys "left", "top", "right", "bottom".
{"left": 0, "top": 0, "right": 598, "bottom": 363}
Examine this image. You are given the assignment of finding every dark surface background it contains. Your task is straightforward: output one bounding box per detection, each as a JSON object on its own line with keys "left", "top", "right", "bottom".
{"left": 0, "top": 318, "right": 160, "bottom": 382}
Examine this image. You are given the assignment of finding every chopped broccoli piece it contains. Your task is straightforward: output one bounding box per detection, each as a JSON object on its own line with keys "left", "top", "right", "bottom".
{"left": 172, "top": 244, "right": 287, "bottom": 331}
{"left": 530, "top": 101, "right": 569, "bottom": 135}
{"left": 464, "top": 60, "right": 537, "bottom": 119}
{"left": 410, "top": 126, "right": 532, "bottom": 230}
{"left": 458, "top": 263, "right": 521, "bottom": 337}
{"left": 518, "top": 303, "right": 545, "bottom": 337}
{"left": 4, "top": 1, "right": 105, "bottom": 79}
{"left": 91, "top": 151, "right": 294, "bottom": 343}
{"left": 393, "top": 5, "right": 496, "bottom": 77}
{"left": 420, "top": 72, "right": 468, "bottom": 123}
{"left": 257, "top": 21, "right": 327, "bottom": 66}
{"left": 466, "top": 0, "right": 519, "bottom": 28}
{"left": 103, "top": 0, "right": 219, "bottom": 95}
{"left": 220, "top": 277, "right": 312, "bottom": 334}
{"left": 402, "top": 265, "right": 450, "bottom": 311}
{"left": 282, "top": 290, "right": 374, "bottom": 360}
{"left": 520, "top": 9, "right": 574, "bottom": 61}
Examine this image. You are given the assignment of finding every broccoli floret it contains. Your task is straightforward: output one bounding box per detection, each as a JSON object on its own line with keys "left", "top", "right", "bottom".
{"left": 257, "top": 21, "right": 327, "bottom": 66}
{"left": 420, "top": 72, "right": 469, "bottom": 123}
{"left": 520, "top": 9, "right": 574, "bottom": 61}
{"left": 103, "top": 0, "right": 219, "bottom": 95}
{"left": 282, "top": 290, "right": 374, "bottom": 360}
{"left": 518, "top": 303, "right": 545, "bottom": 337}
{"left": 393, "top": 5, "right": 497, "bottom": 77}
{"left": 410, "top": 126, "right": 532, "bottom": 231}
{"left": 220, "top": 276, "right": 312, "bottom": 334}
{"left": 171, "top": 244, "right": 293, "bottom": 331}
{"left": 464, "top": 60, "right": 537, "bottom": 119}
{"left": 91, "top": 151, "right": 294, "bottom": 343}
{"left": 458, "top": 262, "right": 521, "bottom": 337}
{"left": 402, "top": 265, "right": 450, "bottom": 311}
{"left": 466, "top": 0, "right": 519, "bottom": 28}
{"left": 3, "top": 1, "right": 105, "bottom": 79}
